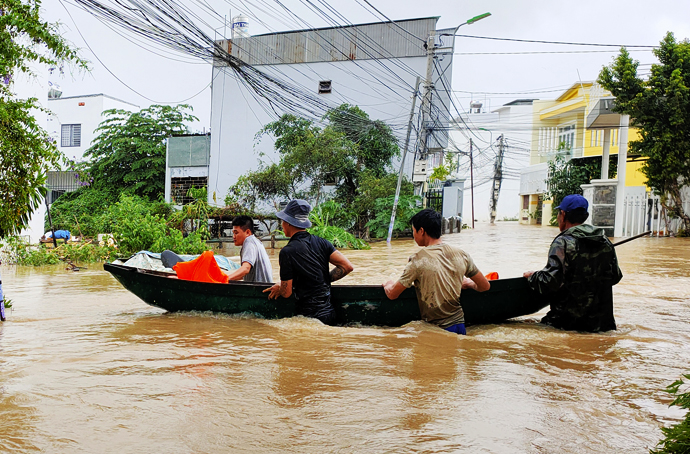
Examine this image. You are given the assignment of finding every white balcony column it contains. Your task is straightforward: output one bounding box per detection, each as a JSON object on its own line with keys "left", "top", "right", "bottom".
{"left": 614, "top": 115, "right": 630, "bottom": 237}
{"left": 601, "top": 129, "right": 611, "bottom": 179}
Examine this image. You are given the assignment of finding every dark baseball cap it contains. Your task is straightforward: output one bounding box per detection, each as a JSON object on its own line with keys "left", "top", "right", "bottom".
{"left": 555, "top": 194, "right": 588, "bottom": 212}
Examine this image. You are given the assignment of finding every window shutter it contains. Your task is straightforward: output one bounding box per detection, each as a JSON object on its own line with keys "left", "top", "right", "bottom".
{"left": 61, "top": 125, "right": 70, "bottom": 147}
{"left": 73, "top": 124, "right": 81, "bottom": 147}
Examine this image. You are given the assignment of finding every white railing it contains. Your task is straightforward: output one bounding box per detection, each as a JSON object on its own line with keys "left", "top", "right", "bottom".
{"left": 622, "top": 186, "right": 690, "bottom": 237}
{"left": 621, "top": 188, "right": 647, "bottom": 237}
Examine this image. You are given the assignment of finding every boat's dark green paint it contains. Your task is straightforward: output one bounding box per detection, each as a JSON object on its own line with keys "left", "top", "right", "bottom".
{"left": 104, "top": 263, "right": 548, "bottom": 327}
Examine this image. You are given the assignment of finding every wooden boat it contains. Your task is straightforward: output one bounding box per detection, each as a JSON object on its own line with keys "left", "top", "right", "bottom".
{"left": 104, "top": 263, "right": 548, "bottom": 327}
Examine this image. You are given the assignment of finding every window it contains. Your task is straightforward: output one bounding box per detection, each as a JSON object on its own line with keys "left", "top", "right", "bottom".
{"left": 61, "top": 124, "right": 81, "bottom": 147}
{"left": 318, "top": 80, "right": 332, "bottom": 94}
{"left": 558, "top": 124, "right": 575, "bottom": 151}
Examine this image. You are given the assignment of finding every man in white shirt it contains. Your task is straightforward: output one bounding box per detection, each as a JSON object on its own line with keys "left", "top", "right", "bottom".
{"left": 226, "top": 216, "right": 273, "bottom": 283}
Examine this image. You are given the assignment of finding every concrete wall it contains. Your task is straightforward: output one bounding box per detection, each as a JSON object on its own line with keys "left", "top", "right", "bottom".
{"left": 47, "top": 94, "right": 139, "bottom": 161}
{"left": 208, "top": 56, "right": 428, "bottom": 206}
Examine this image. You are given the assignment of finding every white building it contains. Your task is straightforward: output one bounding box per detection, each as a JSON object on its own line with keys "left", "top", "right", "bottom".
{"left": 452, "top": 99, "right": 536, "bottom": 222}
{"left": 16, "top": 91, "right": 138, "bottom": 243}
{"left": 47, "top": 93, "right": 139, "bottom": 161}
{"left": 207, "top": 17, "right": 455, "bottom": 207}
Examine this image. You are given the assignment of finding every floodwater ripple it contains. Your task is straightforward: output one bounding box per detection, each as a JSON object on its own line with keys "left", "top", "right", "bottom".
{"left": 1, "top": 222, "right": 689, "bottom": 453}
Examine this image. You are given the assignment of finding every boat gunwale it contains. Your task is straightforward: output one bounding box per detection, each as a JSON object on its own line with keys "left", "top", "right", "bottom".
{"left": 104, "top": 263, "right": 390, "bottom": 289}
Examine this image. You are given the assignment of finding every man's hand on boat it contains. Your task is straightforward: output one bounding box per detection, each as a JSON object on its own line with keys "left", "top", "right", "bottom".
{"left": 462, "top": 277, "right": 478, "bottom": 290}
{"left": 263, "top": 280, "right": 293, "bottom": 299}
{"left": 523, "top": 271, "right": 534, "bottom": 279}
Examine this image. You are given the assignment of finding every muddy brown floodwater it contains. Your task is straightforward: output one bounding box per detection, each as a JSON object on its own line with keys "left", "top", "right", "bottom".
{"left": 1, "top": 222, "right": 689, "bottom": 453}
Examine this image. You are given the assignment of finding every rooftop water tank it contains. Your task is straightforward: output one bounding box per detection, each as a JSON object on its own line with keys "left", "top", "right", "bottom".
{"left": 231, "top": 14, "right": 249, "bottom": 39}
{"left": 470, "top": 100, "right": 483, "bottom": 113}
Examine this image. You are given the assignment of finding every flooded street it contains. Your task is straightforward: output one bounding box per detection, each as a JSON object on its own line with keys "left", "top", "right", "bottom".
{"left": 1, "top": 222, "right": 689, "bottom": 453}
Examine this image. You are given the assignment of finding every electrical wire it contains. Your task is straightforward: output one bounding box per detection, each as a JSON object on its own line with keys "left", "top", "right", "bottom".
{"left": 454, "top": 34, "right": 658, "bottom": 48}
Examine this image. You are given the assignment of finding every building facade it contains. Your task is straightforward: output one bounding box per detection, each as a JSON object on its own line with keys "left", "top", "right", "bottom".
{"left": 207, "top": 17, "right": 455, "bottom": 207}
{"left": 47, "top": 93, "right": 140, "bottom": 161}
{"left": 518, "top": 82, "right": 647, "bottom": 231}
{"left": 452, "top": 99, "right": 536, "bottom": 222}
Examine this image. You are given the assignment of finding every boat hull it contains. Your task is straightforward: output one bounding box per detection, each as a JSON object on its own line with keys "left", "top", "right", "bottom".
{"left": 104, "top": 263, "right": 548, "bottom": 327}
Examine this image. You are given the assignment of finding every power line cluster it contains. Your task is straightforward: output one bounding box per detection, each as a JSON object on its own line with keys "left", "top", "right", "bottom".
{"left": 63, "top": 0, "right": 429, "bottom": 146}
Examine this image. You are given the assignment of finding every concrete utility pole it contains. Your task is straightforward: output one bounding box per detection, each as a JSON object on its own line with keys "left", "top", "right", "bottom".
{"left": 413, "top": 32, "right": 435, "bottom": 208}
{"left": 469, "top": 139, "right": 475, "bottom": 229}
{"left": 489, "top": 135, "right": 505, "bottom": 224}
{"left": 419, "top": 33, "right": 435, "bottom": 161}
{"left": 387, "top": 76, "right": 421, "bottom": 243}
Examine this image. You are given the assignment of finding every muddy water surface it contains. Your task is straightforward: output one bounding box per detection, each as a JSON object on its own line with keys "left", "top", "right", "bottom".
{"left": 1, "top": 222, "right": 689, "bottom": 453}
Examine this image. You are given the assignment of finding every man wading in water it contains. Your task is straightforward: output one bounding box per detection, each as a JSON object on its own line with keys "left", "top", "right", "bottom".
{"left": 264, "top": 199, "right": 354, "bottom": 325}
{"left": 383, "top": 208, "right": 491, "bottom": 335}
{"left": 524, "top": 194, "right": 623, "bottom": 332}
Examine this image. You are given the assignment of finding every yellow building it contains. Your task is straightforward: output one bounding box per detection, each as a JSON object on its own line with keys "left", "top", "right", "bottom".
{"left": 518, "top": 82, "right": 647, "bottom": 226}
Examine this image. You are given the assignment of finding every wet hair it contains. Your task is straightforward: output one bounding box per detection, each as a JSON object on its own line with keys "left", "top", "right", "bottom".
{"left": 232, "top": 215, "right": 254, "bottom": 233}
{"left": 563, "top": 208, "right": 589, "bottom": 224}
{"left": 410, "top": 208, "right": 442, "bottom": 239}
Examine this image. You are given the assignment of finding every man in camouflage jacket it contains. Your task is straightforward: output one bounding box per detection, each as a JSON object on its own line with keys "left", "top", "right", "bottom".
{"left": 524, "top": 194, "right": 623, "bottom": 332}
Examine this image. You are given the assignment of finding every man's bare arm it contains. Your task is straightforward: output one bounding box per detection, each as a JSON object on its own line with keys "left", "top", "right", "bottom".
{"left": 469, "top": 271, "right": 491, "bottom": 292}
{"left": 225, "top": 262, "right": 251, "bottom": 281}
{"left": 329, "top": 250, "right": 354, "bottom": 282}
{"left": 383, "top": 280, "right": 407, "bottom": 300}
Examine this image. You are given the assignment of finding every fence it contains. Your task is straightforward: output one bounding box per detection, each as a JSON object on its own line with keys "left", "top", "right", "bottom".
{"left": 426, "top": 181, "right": 444, "bottom": 213}
{"left": 621, "top": 186, "right": 690, "bottom": 236}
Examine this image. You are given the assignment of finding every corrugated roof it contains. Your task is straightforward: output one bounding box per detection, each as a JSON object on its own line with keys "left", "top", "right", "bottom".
{"left": 218, "top": 17, "right": 437, "bottom": 65}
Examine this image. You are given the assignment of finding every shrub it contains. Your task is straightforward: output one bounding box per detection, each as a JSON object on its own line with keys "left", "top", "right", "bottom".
{"left": 308, "top": 201, "right": 369, "bottom": 249}
{"left": 108, "top": 195, "right": 209, "bottom": 255}
{"left": 48, "top": 187, "right": 120, "bottom": 236}
{"left": 56, "top": 243, "right": 118, "bottom": 264}
{"left": 650, "top": 373, "right": 690, "bottom": 454}
{"left": 366, "top": 194, "right": 422, "bottom": 239}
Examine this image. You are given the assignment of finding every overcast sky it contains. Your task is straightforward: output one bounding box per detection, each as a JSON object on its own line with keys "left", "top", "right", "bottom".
{"left": 44, "top": 0, "right": 690, "bottom": 218}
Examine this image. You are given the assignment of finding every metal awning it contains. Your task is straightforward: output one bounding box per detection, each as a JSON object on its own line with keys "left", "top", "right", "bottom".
{"left": 586, "top": 97, "right": 621, "bottom": 129}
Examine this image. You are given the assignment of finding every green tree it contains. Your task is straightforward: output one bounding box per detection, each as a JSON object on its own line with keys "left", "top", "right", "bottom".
{"left": 86, "top": 104, "right": 197, "bottom": 199}
{"left": 0, "top": 0, "right": 88, "bottom": 237}
{"left": 231, "top": 105, "right": 402, "bottom": 230}
{"left": 545, "top": 153, "right": 617, "bottom": 226}
{"left": 598, "top": 33, "right": 690, "bottom": 229}
{"left": 324, "top": 104, "right": 399, "bottom": 178}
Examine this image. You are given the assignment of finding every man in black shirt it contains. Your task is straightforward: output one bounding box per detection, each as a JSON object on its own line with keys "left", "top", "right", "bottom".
{"left": 264, "top": 199, "right": 354, "bottom": 325}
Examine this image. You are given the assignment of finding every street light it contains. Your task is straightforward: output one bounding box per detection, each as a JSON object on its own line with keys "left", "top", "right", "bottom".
{"left": 466, "top": 12, "right": 492, "bottom": 25}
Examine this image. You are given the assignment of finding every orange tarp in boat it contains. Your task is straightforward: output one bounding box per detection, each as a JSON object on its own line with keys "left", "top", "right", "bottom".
{"left": 173, "top": 250, "right": 229, "bottom": 284}
{"left": 485, "top": 272, "right": 499, "bottom": 281}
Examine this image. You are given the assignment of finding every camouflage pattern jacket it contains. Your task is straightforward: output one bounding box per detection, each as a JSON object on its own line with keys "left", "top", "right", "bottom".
{"left": 528, "top": 224, "right": 623, "bottom": 332}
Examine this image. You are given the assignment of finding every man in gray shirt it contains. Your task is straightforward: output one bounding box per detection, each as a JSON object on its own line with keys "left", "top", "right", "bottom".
{"left": 226, "top": 216, "right": 273, "bottom": 283}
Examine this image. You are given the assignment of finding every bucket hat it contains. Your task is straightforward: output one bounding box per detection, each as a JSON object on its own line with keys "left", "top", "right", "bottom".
{"left": 276, "top": 199, "right": 312, "bottom": 229}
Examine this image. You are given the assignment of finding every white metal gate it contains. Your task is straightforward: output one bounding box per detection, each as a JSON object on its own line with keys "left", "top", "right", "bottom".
{"left": 622, "top": 186, "right": 690, "bottom": 237}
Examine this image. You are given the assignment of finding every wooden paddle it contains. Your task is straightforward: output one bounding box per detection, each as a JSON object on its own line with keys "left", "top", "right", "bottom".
{"left": 612, "top": 231, "right": 652, "bottom": 247}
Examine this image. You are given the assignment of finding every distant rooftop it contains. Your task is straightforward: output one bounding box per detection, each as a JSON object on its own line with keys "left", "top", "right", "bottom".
{"left": 48, "top": 93, "right": 139, "bottom": 108}
{"left": 218, "top": 17, "right": 440, "bottom": 66}
{"left": 503, "top": 99, "right": 537, "bottom": 106}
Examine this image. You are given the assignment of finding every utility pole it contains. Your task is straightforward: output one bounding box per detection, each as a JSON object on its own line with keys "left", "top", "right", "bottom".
{"left": 387, "top": 76, "right": 421, "bottom": 243}
{"left": 419, "top": 33, "right": 435, "bottom": 159}
{"left": 489, "top": 134, "right": 505, "bottom": 225}
{"left": 469, "top": 139, "right": 475, "bottom": 229}
{"left": 413, "top": 32, "right": 435, "bottom": 206}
